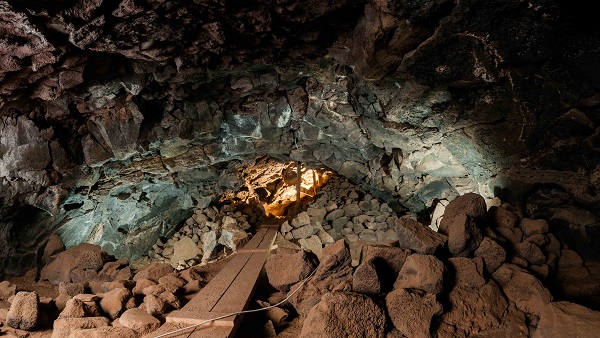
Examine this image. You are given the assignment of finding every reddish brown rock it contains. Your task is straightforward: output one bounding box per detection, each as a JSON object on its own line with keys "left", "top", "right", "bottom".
{"left": 43, "top": 234, "right": 65, "bottom": 264}
{"left": 75, "top": 250, "right": 109, "bottom": 271}
{"left": 119, "top": 308, "right": 161, "bottom": 334}
{"left": 158, "top": 274, "right": 187, "bottom": 294}
{"left": 6, "top": 291, "right": 39, "bottom": 331}
{"left": 68, "top": 326, "right": 138, "bottom": 338}
{"left": 448, "top": 257, "right": 486, "bottom": 289}
{"left": 515, "top": 241, "right": 546, "bottom": 265}
{"left": 98, "top": 260, "right": 132, "bottom": 282}
{"left": 492, "top": 264, "right": 551, "bottom": 317}
{"left": 99, "top": 287, "right": 134, "bottom": 319}
{"left": 474, "top": 237, "right": 506, "bottom": 273}
{"left": 520, "top": 218, "right": 550, "bottom": 237}
{"left": 386, "top": 288, "right": 443, "bottom": 338}
{"left": 533, "top": 301, "right": 600, "bottom": 338}
{"left": 439, "top": 193, "right": 487, "bottom": 233}
{"left": 360, "top": 244, "right": 411, "bottom": 276}
{"left": 299, "top": 292, "right": 385, "bottom": 338}
{"left": 40, "top": 244, "right": 104, "bottom": 284}
{"left": 143, "top": 294, "right": 169, "bottom": 316}
{"left": 289, "top": 239, "right": 353, "bottom": 318}
{"left": 394, "top": 254, "right": 445, "bottom": 294}
{"left": 133, "top": 263, "right": 175, "bottom": 283}
{"left": 495, "top": 226, "right": 523, "bottom": 246}
{"left": 353, "top": 258, "right": 382, "bottom": 295}
{"left": 439, "top": 281, "right": 528, "bottom": 337}
{"left": 446, "top": 213, "right": 482, "bottom": 257}
{"left": 133, "top": 278, "right": 157, "bottom": 296}
{"left": 51, "top": 317, "right": 111, "bottom": 338}
{"left": 265, "top": 248, "right": 317, "bottom": 292}
{"left": 558, "top": 249, "right": 584, "bottom": 269}
{"left": 395, "top": 218, "right": 447, "bottom": 255}
{"left": 489, "top": 206, "right": 518, "bottom": 228}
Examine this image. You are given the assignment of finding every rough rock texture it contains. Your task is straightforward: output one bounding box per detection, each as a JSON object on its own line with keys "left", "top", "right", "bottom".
{"left": 119, "top": 308, "right": 161, "bottom": 334}
{"left": 6, "top": 291, "right": 39, "bottom": 330}
{"left": 533, "top": 302, "right": 600, "bottom": 338}
{"left": 1, "top": 0, "right": 600, "bottom": 275}
{"left": 265, "top": 248, "right": 316, "bottom": 292}
{"left": 386, "top": 288, "right": 443, "bottom": 338}
{"left": 299, "top": 292, "right": 385, "bottom": 338}
{"left": 394, "top": 254, "right": 445, "bottom": 294}
{"left": 395, "top": 218, "right": 447, "bottom": 254}
{"left": 492, "top": 264, "right": 552, "bottom": 317}
{"left": 51, "top": 317, "right": 111, "bottom": 338}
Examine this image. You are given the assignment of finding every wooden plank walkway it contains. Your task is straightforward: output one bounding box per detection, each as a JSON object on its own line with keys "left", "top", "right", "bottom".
{"left": 158, "top": 225, "right": 278, "bottom": 338}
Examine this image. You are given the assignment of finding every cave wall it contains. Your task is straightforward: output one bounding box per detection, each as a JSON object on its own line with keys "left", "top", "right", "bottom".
{"left": 1, "top": 0, "right": 600, "bottom": 274}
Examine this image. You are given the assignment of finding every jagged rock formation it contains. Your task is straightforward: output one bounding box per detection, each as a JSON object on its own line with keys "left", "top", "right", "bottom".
{"left": 1, "top": 0, "right": 600, "bottom": 274}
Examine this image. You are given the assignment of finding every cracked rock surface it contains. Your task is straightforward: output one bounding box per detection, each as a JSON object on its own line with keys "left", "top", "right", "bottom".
{"left": 1, "top": 0, "right": 600, "bottom": 274}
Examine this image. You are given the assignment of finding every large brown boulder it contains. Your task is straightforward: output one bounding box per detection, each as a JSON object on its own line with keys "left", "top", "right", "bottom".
{"left": 474, "top": 237, "right": 506, "bottom": 273}
{"left": 395, "top": 217, "right": 447, "bottom": 255}
{"left": 492, "top": 263, "right": 552, "bottom": 317}
{"left": 99, "top": 287, "right": 135, "bottom": 319}
{"left": 394, "top": 254, "right": 445, "bottom": 294}
{"left": 265, "top": 248, "right": 317, "bottom": 292}
{"left": 386, "top": 288, "right": 443, "bottom": 338}
{"left": 446, "top": 213, "right": 482, "bottom": 257}
{"left": 439, "top": 193, "right": 487, "bottom": 233}
{"left": 533, "top": 301, "right": 600, "bottom": 338}
{"left": 40, "top": 244, "right": 104, "bottom": 284}
{"left": 6, "top": 291, "right": 39, "bottom": 331}
{"left": 299, "top": 292, "right": 385, "bottom": 338}
{"left": 133, "top": 263, "right": 175, "bottom": 282}
{"left": 289, "top": 239, "right": 353, "bottom": 318}
{"left": 119, "top": 308, "right": 161, "bottom": 334}
{"left": 352, "top": 257, "right": 382, "bottom": 295}
{"left": 447, "top": 257, "right": 486, "bottom": 289}
{"left": 438, "top": 281, "right": 528, "bottom": 337}
{"left": 51, "top": 317, "right": 111, "bottom": 338}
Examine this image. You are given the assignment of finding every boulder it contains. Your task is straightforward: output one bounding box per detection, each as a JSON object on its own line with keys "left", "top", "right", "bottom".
{"left": 143, "top": 294, "right": 169, "bottom": 316}
{"left": 290, "top": 240, "right": 353, "bottom": 317}
{"left": 360, "top": 244, "right": 411, "bottom": 276}
{"left": 133, "top": 278, "right": 158, "bottom": 296}
{"left": 394, "top": 254, "right": 445, "bottom": 294}
{"left": 51, "top": 317, "right": 111, "bottom": 338}
{"left": 515, "top": 241, "right": 546, "bottom": 265}
{"left": 492, "top": 264, "right": 552, "bottom": 317}
{"left": 489, "top": 206, "right": 518, "bottom": 228}
{"left": 439, "top": 281, "right": 528, "bottom": 337}
{"left": 447, "top": 257, "right": 486, "bottom": 289}
{"left": 395, "top": 217, "right": 447, "bottom": 255}
{"left": 43, "top": 234, "right": 65, "bottom": 264}
{"left": 533, "top": 301, "right": 600, "bottom": 338}
{"left": 68, "top": 326, "right": 138, "bottom": 338}
{"left": 298, "top": 235, "right": 323, "bottom": 258}
{"left": 474, "top": 237, "right": 506, "bottom": 273}
{"left": 386, "top": 288, "right": 443, "bottom": 338}
{"left": 158, "top": 274, "right": 187, "bottom": 293}
{"left": 439, "top": 193, "right": 487, "bottom": 233}
{"left": 59, "top": 299, "right": 89, "bottom": 318}
{"left": 74, "top": 250, "right": 109, "bottom": 271}
{"left": 520, "top": 218, "right": 549, "bottom": 237}
{"left": 353, "top": 258, "right": 382, "bottom": 295}
{"left": 59, "top": 282, "right": 85, "bottom": 297}
{"left": 99, "top": 287, "right": 134, "bottom": 319}
{"left": 6, "top": 291, "right": 39, "bottom": 330}
{"left": 119, "top": 308, "right": 161, "bottom": 334}
{"left": 40, "top": 244, "right": 104, "bottom": 284}
{"left": 265, "top": 248, "right": 317, "bottom": 292}
{"left": 133, "top": 263, "right": 174, "bottom": 282}
{"left": 218, "top": 224, "right": 249, "bottom": 251}
{"left": 299, "top": 292, "right": 385, "bottom": 338}
{"left": 446, "top": 213, "right": 482, "bottom": 257}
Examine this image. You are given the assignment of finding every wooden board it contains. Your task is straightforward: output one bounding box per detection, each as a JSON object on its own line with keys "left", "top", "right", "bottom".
{"left": 163, "top": 225, "right": 278, "bottom": 338}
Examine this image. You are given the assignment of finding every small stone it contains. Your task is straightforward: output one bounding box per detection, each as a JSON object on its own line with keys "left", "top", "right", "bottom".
{"left": 515, "top": 241, "right": 546, "bottom": 265}
{"left": 298, "top": 236, "right": 323, "bottom": 259}
{"left": 281, "top": 221, "right": 293, "bottom": 233}
{"left": 489, "top": 206, "right": 518, "bottom": 228}
{"left": 326, "top": 209, "right": 345, "bottom": 221}
{"left": 292, "top": 224, "right": 314, "bottom": 239}
{"left": 359, "top": 229, "right": 378, "bottom": 242}
{"left": 317, "top": 230, "right": 335, "bottom": 245}
{"left": 343, "top": 204, "right": 362, "bottom": 217}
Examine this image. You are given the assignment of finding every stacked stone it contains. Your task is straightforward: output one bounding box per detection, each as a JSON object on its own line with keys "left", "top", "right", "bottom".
{"left": 280, "top": 176, "right": 399, "bottom": 257}
{"left": 148, "top": 204, "right": 258, "bottom": 269}
{"left": 266, "top": 192, "right": 600, "bottom": 338}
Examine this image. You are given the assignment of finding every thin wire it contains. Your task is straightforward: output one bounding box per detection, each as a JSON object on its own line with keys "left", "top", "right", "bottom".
{"left": 153, "top": 268, "right": 317, "bottom": 338}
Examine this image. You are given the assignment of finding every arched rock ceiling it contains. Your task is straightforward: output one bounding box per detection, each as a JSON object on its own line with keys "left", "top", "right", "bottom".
{"left": 1, "top": 0, "right": 599, "bottom": 274}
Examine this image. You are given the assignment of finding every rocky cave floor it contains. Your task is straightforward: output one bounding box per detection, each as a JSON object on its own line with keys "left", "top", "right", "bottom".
{"left": 1, "top": 176, "right": 600, "bottom": 337}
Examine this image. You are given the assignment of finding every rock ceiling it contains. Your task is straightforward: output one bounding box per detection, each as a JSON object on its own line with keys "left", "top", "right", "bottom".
{"left": 1, "top": 0, "right": 599, "bottom": 274}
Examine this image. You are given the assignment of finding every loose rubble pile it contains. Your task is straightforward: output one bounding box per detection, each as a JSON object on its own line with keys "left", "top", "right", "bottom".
{"left": 2, "top": 186, "right": 600, "bottom": 337}
{"left": 281, "top": 176, "right": 399, "bottom": 259}
{"left": 0, "top": 235, "right": 206, "bottom": 337}
{"left": 148, "top": 202, "right": 268, "bottom": 269}
{"left": 265, "top": 193, "right": 600, "bottom": 338}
